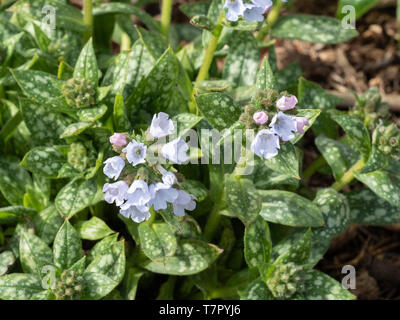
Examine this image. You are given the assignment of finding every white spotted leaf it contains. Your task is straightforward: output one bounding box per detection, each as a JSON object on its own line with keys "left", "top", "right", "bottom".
{"left": 73, "top": 38, "right": 98, "bottom": 88}
{"left": 76, "top": 216, "right": 114, "bottom": 241}
{"left": 244, "top": 217, "right": 272, "bottom": 268}
{"left": 0, "top": 274, "right": 47, "bottom": 300}
{"left": 33, "top": 205, "right": 64, "bottom": 245}
{"left": 20, "top": 147, "right": 67, "bottom": 178}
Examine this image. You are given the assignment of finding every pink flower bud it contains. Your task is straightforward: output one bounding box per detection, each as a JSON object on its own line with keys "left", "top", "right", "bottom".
{"left": 295, "top": 117, "right": 310, "bottom": 134}
{"left": 253, "top": 111, "right": 269, "bottom": 125}
{"left": 109, "top": 133, "right": 128, "bottom": 147}
{"left": 276, "top": 95, "right": 298, "bottom": 111}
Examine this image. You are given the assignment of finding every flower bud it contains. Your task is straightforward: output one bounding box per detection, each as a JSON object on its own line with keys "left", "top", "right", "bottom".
{"left": 253, "top": 111, "right": 269, "bottom": 125}
{"left": 62, "top": 78, "right": 96, "bottom": 109}
{"left": 110, "top": 133, "right": 128, "bottom": 147}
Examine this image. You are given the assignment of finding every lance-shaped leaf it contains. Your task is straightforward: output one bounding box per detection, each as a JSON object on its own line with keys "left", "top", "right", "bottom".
{"left": 73, "top": 38, "right": 98, "bottom": 88}
{"left": 19, "top": 231, "right": 53, "bottom": 276}
{"left": 259, "top": 190, "right": 324, "bottom": 227}
{"left": 196, "top": 92, "right": 242, "bottom": 131}
{"left": 222, "top": 31, "right": 259, "bottom": 87}
{"left": 360, "top": 145, "right": 388, "bottom": 174}
{"left": 53, "top": 221, "right": 83, "bottom": 270}
{"left": 140, "top": 240, "right": 222, "bottom": 275}
{"left": 0, "top": 274, "right": 47, "bottom": 300}
{"left": 55, "top": 178, "right": 98, "bottom": 219}
{"left": 171, "top": 113, "right": 203, "bottom": 138}
{"left": 302, "top": 270, "right": 355, "bottom": 300}
{"left": 347, "top": 188, "right": 400, "bottom": 225}
{"left": 87, "top": 234, "right": 119, "bottom": 264}
{"left": 271, "top": 14, "right": 358, "bottom": 44}
{"left": 244, "top": 217, "right": 272, "bottom": 268}
{"left": 0, "top": 156, "right": 31, "bottom": 206}
{"left": 82, "top": 272, "right": 118, "bottom": 300}
{"left": 354, "top": 169, "right": 400, "bottom": 207}
{"left": 274, "top": 229, "right": 312, "bottom": 265}
{"left": 330, "top": 111, "right": 371, "bottom": 157}
{"left": 225, "top": 176, "right": 261, "bottom": 225}
{"left": 315, "top": 135, "right": 360, "bottom": 181}
{"left": 0, "top": 251, "right": 15, "bottom": 276}
{"left": 76, "top": 216, "right": 114, "bottom": 241}
{"left": 77, "top": 105, "right": 108, "bottom": 122}
{"left": 85, "top": 240, "right": 125, "bottom": 283}
{"left": 20, "top": 146, "right": 67, "bottom": 178}
{"left": 138, "top": 222, "right": 177, "bottom": 263}
{"left": 33, "top": 205, "right": 64, "bottom": 244}
{"left": 0, "top": 206, "right": 36, "bottom": 225}
{"left": 255, "top": 57, "right": 276, "bottom": 91}
{"left": 60, "top": 121, "right": 93, "bottom": 139}
{"left": 19, "top": 98, "right": 71, "bottom": 145}
{"left": 309, "top": 188, "right": 351, "bottom": 266}
{"left": 239, "top": 278, "right": 274, "bottom": 300}
{"left": 121, "top": 267, "right": 144, "bottom": 300}
{"left": 263, "top": 143, "right": 301, "bottom": 179}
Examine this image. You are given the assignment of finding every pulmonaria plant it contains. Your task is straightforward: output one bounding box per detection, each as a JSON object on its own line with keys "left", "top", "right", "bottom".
{"left": 102, "top": 113, "right": 197, "bottom": 223}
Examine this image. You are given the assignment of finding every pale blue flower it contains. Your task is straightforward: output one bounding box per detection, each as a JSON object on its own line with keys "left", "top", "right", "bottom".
{"left": 103, "top": 156, "right": 125, "bottom": 180}
{"left": 172, "top": 190, "right": 197, "bottom": 217}
{"left": 122, "top": 179, "right": 151, "bottom": 207}
{"left": 103, "top": 181, "right": 128, "bottom": 206}
{"left": 243, "top": 0, "right": 272, "bottom": 22}
{"left": 120, "top": 205, "right": 151, "bottom": 223}
{"left": 270, "top": 112, "right": 297, "bottom": 141}
{"left": 224, "top": 0, "right": 246, "bottom": 22}
{"left": 251, "top": 129, "right": 280, "bottom": 159}
{"left": 149, "top": 183, "right": 179, "bottom": 210}
{"left": 150, "top": 112, "right": 174, "bottom": 138}
{"left": 161, "top": 138, "right": 189, "bottom": 164}
{"left": 122, "top": 139, "right": 147, "bottom": 166}
{"left": 162, "top": 171, "right": 178, "bottom": 186}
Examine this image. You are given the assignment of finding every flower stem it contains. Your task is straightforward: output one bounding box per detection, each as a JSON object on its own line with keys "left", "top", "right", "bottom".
{"left": 331, "top": 158, "right": 365, "bottom": 191}
{"left": 160, "top": 0, "right": 173, "bottom": 41}
{"left": 120, "top": 33, "right": 131, "bottom": 51}
{"left": 256, "top": 0, "right": 285, "bottom": 42}
{"left": 83, "top": 0, "right": 93, "bottom": 42}
{"left": 302, "top": 155, "right": 326, "bottom": 180}
{"left": 203, "top": 201, "right": 223, "bottom": 242}
{"left": 195, "top": 12, "right": 225, "bottom": 83}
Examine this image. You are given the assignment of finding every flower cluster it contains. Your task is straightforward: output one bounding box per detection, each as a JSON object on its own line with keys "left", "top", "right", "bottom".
{"left": 224, "top": 0, "right": 287, "bottom": 22}
{"left": 102, "top": 112, "right": 197, "bottom": 223}
{"left": 240, "top": 91, "right": 309, "bottom": 160}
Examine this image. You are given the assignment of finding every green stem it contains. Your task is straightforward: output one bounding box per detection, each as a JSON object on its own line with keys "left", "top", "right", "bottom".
{"left": 195, "top": 12, "right": 225, "bottom": 82}
{"left": 83, "top": 0, "right": 93, "bottom": 42}
{"left": 256, "top": 0, "right": 285, "bottom": 41}
{"left": 203, "top": 201, "right": 223, "bottom": 242}
{"left": 160, "top": 0, "right": 173, "bottom": 40}
{"left": 331, "top": 158, "right": 365, "bottom": 191}
{"left": 302, "top": 155, "right": 326, "bottom": 180}
{"left": 120, "top": 33, "right": 131, "bottom": 51}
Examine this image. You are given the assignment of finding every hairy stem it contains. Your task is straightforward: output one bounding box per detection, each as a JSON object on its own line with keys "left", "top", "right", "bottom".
{"left": 83, "top": 0, "right": 93, "bottom": 42}
{"left": 256, "top": 0, "right": 285, "bottom": 41}
{"left": 195, "top": 12, "right": 225, "bottom": 82}
{"left": 160, "top": 0, "right": 173, "bottom": 40}
{"left": 331, "top": 158, "right": 365, "bottom": 191}
{"left": 302, "top": 155, "right": 326, "bottom": 180}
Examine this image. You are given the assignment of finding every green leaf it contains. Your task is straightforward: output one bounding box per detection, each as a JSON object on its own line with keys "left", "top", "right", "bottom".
{"left": 347, "top": 188, "right": 400, "bottom": 225}
{"left": 239, "top": 278, "right": 274, "bottom": 300}
{"left": 302, "top": 270, "right": 355, "bottom": 300}
{"left": 263, "top": 143, "right": 300, "bottom": 179}
{"left": 172, "top": 113, "right": 204, "bottom": 138}
{"left": 140, "top": 240, "right": 222, "bottom": 276}
{"left": 309, "top": 188, "right": 351, "bottom": 265}
{"left": 82, "top": 272, "right": 118, "bottom": 300}
{"left": 19, "top": 231, "right": 53, "bottom": 276}
{"left": 271, "top": 14, "right": 358, "bottom": 44}
{"left": 20, "top": 146, "right": 67, "bottom": 178}
{"left": 255, "top": 57, "right": 276, "bottom": 91}
{"left": 121, "top": 267, "right": 144, "bottom": 300}
{"left": 60, "top": 121, "right": 93, "bottom": 139}
{"left": 180, "top": 2, "right": 210, "bottom": 19}
{"left": 125, "top": 48, "right": 179, "bottom": 120}
{"left": 315, "top": 135, "right": 360, "bottom": 181}
{"left": 337, "top": 0, "right": 379, "bottom": 19}
{"left": 330, "top": 111, "right": 371, "bottom": 157}
{"left": 259, "top": 190, "right": 324, "bottom": 227}
{"left": 19, "top": 98, "right": 71, "bottom": 145}
{"left": 53, "top": 221, "right": 83, "bottom": 270}
{"left": 225, "top": 176, "right": 261, "bottom": 225}
{"left": 0, "top": 156, "right": 32, "bottom": 205}
{"left": 196, "top": 92, "right": 242, "bottom": 131}
{"left": 0, "top": 206, "right": 36, "bottom": 225}
{"left": 77, "top": 105, "right": 108, "bottom": 122}
{"left": 76, "top": 216, "right": 114, "bottom": 240}
{"left": 244, "top": 216, "right": 272, "bottom": 268}
{"left": 68, "top": 256, "right": 87, "bottom": 275}
{"left": 178, "top": 180, "right": 208, "bottom": 202}
{"left": 112, "top": 94, "right": 131, "bottom": 132}
{"left": 222, "top": 31, "right": 259, "bottom": 87}
{"left": 85, "top": 240, "right": 125, "bottom": 283}
{"left": 0, "top": 251, "right": 15, "bottom": 276}
{"left": 139, "top": 222, "right": 177, "bottom": 263}
{"left": 73, "top": 38, "right": 98, "bottom": 88}
{"left": 274, "top": 229, "right": 312, "bottom": 265}
{"left": 361, "top": 145, "right": 388, "bottom": 174}
{"left": 276, "top": 62, "right": 302, "bottom": 91}
{"left": 0, "top": 274, "right": 46, "bottom": 300}
{"left": 55, "top": 178, "right": 98, "bottom": 219}
{"left": 354, "top": 169, "right": 400, "bottom": 207}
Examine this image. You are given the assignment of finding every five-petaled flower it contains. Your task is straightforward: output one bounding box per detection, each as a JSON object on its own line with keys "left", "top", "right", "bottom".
{"left": 150, "top": 112, "right": 174, "bottom": 138}
{"left": 251, "top": 129, "right": 280, "bottom": 160}
{"left": 102, "top": 181, "right": 128, "bottom": 206}
{"left": 173, "top": 190, "right": 197, "bottom": 217}
{"left": 224, "top": 0, "right": 246, "bottom": 22}
{"left": 120, "top": 205, "right": 151, "bottom": 223}
{"left": 270, "top": 111, "right": 298, "bottom": 141}
{"left": 122, "top": 139, "right": 147, "bottom": 166}
{"left": 161, "top": 138, "right": 190, "bottom": 164}
{"left": 103, "top": 156, "right": 125, "bottom": 180}
{"left": 149, "top": 182, "right": 179, "bottom": 210}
